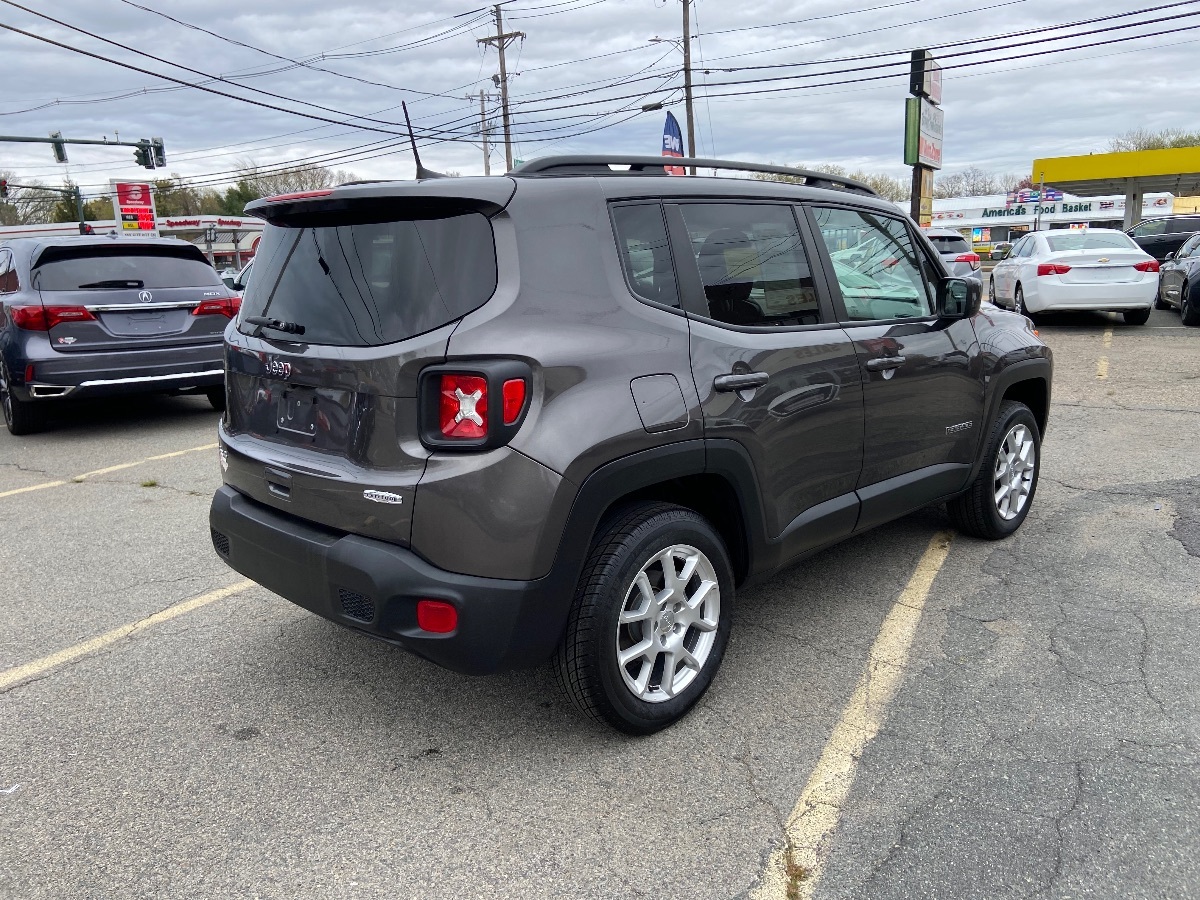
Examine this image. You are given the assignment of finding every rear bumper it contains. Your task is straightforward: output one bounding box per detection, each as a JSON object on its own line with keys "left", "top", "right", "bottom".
{"left": 208, "top": 485, "right": 568, "bottom": 675}
{"left": 1026, "top": 277, "right": 1157, "bottom": 313}
{"left": 9, "top": 340, "right": 224, "bottom": 400}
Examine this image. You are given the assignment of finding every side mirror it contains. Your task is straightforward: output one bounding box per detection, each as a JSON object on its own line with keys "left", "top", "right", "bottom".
{"left": 232, "top": 280, "right": 246, "bottom": 292}
{"left": 221, "top": 275, "right": 236, "bottom": 289}
{"left": 1164, "top": 251, "right": 1175, "bottom": 261}
{"left": 937, "top": 277, "right": 981, "bottom": 319}
{"left": 993, "top": 247, "right": 1009, "bottom": 260}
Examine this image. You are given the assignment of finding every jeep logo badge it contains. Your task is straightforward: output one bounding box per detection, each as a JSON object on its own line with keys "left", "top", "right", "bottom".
{"left": 138, "top": 290, "right": 153, "bottom": 303}
{"left": 363, "top": 489, "right": 403, "bottom": 505}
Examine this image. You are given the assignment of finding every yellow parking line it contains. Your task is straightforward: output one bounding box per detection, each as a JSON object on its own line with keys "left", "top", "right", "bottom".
{"left": 0, "top": 579, "right": 254, "bottom": 692}
{"left": 1102, "top": 327, "right": 1113, "bottom": 348}
{"left": 0, "top": 442, "right": 217, "bottom": 497}
{"left": 753, "top": 531, "right": 955, "bottom": 900}
{"left": 1097, "top": 357, "right": 1109, "bottom": 379}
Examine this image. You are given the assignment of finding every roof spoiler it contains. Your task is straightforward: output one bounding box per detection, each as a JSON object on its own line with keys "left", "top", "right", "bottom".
{"left": 509, "top": 155, "right": 878, "bottom": 196}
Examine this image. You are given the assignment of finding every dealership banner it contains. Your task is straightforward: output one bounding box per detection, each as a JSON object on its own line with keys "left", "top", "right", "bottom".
{"left": 662, "top": 112, "right": 685, "bottom": 176}
{"left": 109, "top": 181, "right": 159, "bottom": 238}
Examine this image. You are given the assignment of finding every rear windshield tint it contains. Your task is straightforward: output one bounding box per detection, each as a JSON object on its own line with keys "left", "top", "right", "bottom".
{"left": 927, "top": 235, "right": 970, "bottom": 253}
{"left": 33, "top": 246, "right": 223, "bottom": 291}
{"left": 239, "top": 213, "right": 496, "bottom": 346}
{"left": 1045, "top": 233, "right": 1137, "bottom": 252}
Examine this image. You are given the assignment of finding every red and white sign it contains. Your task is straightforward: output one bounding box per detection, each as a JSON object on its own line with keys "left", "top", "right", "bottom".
{"left": 110, "top": 180, "right": 159, "bottom": 238}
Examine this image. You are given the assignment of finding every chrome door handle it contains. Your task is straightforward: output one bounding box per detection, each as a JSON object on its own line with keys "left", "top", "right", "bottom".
{"left": 865, "top": 356, "right": 907, "bottom": 372}
{"left": 713, "top": 371, "right": 769, "bottom": 392}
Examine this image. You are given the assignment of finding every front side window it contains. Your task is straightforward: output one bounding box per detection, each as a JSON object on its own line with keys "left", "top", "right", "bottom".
{"left": 812, "top": 207, "right": 935, "bottom": 321}
{"left": 1177, "top": 235, "right": 1200, "bottom": 258}
{"left": 1130, "top": 219, "right": 1166, "bottom": 237}
{"left": 676, "top": 203, "right": 820, "bottom": 327}
{"left": 611, "top": 203, "right": 679, "bottom": 308}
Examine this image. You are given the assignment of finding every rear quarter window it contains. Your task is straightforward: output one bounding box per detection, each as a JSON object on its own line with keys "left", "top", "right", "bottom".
{"left": 239, "top": 212, "right": 497, "bottom": 347}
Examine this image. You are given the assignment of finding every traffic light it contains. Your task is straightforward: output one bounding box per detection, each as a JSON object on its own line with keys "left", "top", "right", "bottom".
{"left": 0, "top": 178, "right": 8, "bottom": 199}
{"left": 134, "top": 140, "right": 154, "bottom": 169}
{"left": 50, "top": 131, "right": 68, "bottom": 164}
{"left": 151, "top": 137, "right": 166, "bottom": 169}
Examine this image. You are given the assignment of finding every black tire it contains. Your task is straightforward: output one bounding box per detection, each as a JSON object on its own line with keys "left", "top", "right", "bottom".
{"left": 1182, "top": 282, "right": 1200, "bottom": 327}
{"left": 205, "top": 385, "right": 227, "bottom": 412}
{"left": 1154, "top": 283, "right": 1170, "bottom": 310}
{"left": 554, "top": 502, "right": 735, "bottom": 735}
{"left": 988, "top": 277, "right": 996, "bottom": 305}
{"left": 0, "top": 362, "right": 44, "bottom": 436}
{"left": 1123, "top": 307, "right": 1151, "bottom": 326}
{"left": 947, "top": 400, "right": 1041, "bottom": 541}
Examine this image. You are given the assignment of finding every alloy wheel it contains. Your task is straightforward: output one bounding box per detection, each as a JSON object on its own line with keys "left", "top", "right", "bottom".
{"left": 1014, "top": 286, "right": 1025, "bottom": 316}
{"left": 0, "top": 364, "right": 12, "bottom": 428}
{"left": 615, "top": 544, "right": 720, "bottom": 703}
{"left": 988, "top": 278, "right": 996, "bottom": 304}
{"left": 993, "top": 423, "right": 1037, "bottom": 520}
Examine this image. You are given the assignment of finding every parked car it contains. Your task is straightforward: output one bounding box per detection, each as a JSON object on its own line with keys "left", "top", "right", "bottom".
{"left": 924, "top": 227, "right": 983, "bottom": 282}
{"left": 988, "top": 228, "right": 1159, "bottom": 324}
{"left": 208, "top": 156, "right": 1051, "bottom": 734}
{"left": 990, "top": 242, "right": 1013, "bottom": 260}
{"left": 1126, "top": 214, "right": 1200, "bottom": 261}
{"left": 0, "top": 236, "right": 240, "bottom": 434}
{"left": 1156, "top": 231, "right": 1200, "bottom": 325}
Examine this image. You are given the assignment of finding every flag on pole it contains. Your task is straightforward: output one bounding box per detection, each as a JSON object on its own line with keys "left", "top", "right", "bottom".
{"left": 662, "top": 112, "right": 685, "bottom": 176}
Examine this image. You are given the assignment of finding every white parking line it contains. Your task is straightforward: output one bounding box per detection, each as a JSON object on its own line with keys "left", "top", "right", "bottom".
{"left": 753, "top": 531, "right": 954, "bottom": 900}
{"left": 0, "top": 579, "right": 254, "bottom": 692}
{"left": 0, "top": 442, "right": 217, "bottom": 499}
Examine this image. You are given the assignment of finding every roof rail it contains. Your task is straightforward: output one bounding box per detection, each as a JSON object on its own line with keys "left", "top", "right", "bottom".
{"left": 509, "top": 155, "right": 877, "bottom": 196}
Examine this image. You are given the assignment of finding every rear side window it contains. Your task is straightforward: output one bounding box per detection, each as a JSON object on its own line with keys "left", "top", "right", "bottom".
{"left": 1169, "top": 217, "right": 1200, "bottom": 234}
{"left": 677, "top": 203, "right": 821, "bottom": 327}
{"left": 240, "top": 213, "right": 496, "bottom": 347}
{"left": 611, "top": 203, "right": 679, "bottom": 308}
{"left": 33, "top": 247, "right": 223, "bottom": 291}
{"left": 927, "top": 234, "right": 970, "bottom": 254}
{"left": 1045, "top": 233, "right": 1138, "bottom": 252}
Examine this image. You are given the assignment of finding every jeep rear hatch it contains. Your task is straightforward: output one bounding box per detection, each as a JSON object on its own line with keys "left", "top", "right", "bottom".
{"left": 221, "top": 181, "right": 513, "bottom": 545}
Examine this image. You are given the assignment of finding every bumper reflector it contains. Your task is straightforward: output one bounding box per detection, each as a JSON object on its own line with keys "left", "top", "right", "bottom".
{"left": 416, "top": 599, "right": 458, "bottom": 633}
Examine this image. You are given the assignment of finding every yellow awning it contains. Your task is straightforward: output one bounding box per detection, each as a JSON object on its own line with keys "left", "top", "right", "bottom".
{"left": 1031, "top": 146, "right": 1200, "bottom": 196}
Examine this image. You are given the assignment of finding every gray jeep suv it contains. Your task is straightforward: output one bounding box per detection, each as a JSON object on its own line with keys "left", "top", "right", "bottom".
{"left": 209, "top": 156, "right": 1052, "bottom": 734}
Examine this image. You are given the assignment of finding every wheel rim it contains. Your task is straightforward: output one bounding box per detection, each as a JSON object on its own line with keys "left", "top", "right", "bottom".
{"left": 993, "top": 423, "right": 1036, "bottom": 520}
{"left": 0, "top": 364, "right": 12, "bottom": 427}
{"left": 615, "top": 544, "right": 720, "bottom": 704}
{"left": 988, "top": 278, "right": 995, "bottom": 303}
{"left": 1015, "top": 288, "right": 1025, "bottom": 316}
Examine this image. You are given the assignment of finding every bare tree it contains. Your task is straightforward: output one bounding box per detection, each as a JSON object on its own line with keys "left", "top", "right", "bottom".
{"left": 0, "top": 171, "right": 61, "bottom": 225}
{"left": 755, "top": 162, "right": 909, "bottom": 201}
{"left": 1108, "top": 128, "right": 1200, "bottom": 152}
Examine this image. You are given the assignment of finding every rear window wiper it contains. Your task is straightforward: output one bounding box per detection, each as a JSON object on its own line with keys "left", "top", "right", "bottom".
{"left": 245, "top": 315, "right": 306, "bottom": 336}
{"left": 76, "top": 279, "right": 145, "bottom": 289}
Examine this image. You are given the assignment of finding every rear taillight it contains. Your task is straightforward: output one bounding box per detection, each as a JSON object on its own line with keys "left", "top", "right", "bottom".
{"left": 192, "top": 296, "right": 241, "bottom": 318}
{"left": 1134, "top": 259, "right": 1160, "bottom": 273}
{"left": 10, "top": 304, "right": 96, "bottom": 330}
{"left": 1037, "top": 263, "right": 1072, "bottom": 276}
{"left": 439, "top": 374, "right": 488, "bottom": 439}
{"left": 954, "top": 252, "right": 981, "bottom": 270}
{"left": 420, "top": 361, "right": 532, "bottom": 450}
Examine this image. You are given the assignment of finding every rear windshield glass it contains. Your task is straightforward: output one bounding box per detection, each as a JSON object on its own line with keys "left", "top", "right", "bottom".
{"left": 1045, "top": 233, "right": 1137, "bottom": 252}
{"left": 34, "top": 247, "right": 223, "bottom": 291}
{"left": 927, "top": 235, "right": 970, "bottom": 253}
{"left": 239, "top": 212, "right": 496, "bottom": 346}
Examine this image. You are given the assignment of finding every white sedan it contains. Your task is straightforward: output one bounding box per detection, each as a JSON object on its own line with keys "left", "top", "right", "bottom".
{"left": 989, "top": 228, "right": 1160, "bottom": 325}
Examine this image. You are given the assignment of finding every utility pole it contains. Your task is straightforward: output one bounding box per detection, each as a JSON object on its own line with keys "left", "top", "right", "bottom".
{"left": 478, "top": 5, "right": 525, "bottom": 171}
{"left": 682, "top": 0, "right": 696, "bottom": 176}
{"left": 467, "top": 90, "right": 494, "bottom": 176}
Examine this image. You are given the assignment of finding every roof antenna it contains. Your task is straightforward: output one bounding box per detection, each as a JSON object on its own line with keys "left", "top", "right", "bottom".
{"left": 403, "top": 102, "right": 446, "bottom": 180}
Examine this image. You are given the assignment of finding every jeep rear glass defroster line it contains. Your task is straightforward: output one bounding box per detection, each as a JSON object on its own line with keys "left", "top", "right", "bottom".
{"left": 238, "top": 212, "right": 497, "bottom": 347}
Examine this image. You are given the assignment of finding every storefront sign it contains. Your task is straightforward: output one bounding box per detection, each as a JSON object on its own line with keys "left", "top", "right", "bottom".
{"left": 904, "top": 97, "right": 943, "bottom": 169}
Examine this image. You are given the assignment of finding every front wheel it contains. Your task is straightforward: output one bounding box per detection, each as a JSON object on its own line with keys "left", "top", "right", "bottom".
{"left": 948, "top": 400, "right": 1041, "bottom": 540}
{"left": 1123, "top": 307, "right": 1151, "bottom": 326}
{"left": 1182, "top": 282, "right": 1200, "bottom": 327}
{"left": 554, "top": 502, "right": 734, "bottom": 735}
{"left": 205, "top": 385, "right": 227, "bottom": 412}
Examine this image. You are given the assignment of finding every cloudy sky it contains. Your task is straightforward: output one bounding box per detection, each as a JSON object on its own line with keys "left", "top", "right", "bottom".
{"left": 0, "top": 0, "right": 1195, "bottom": 200}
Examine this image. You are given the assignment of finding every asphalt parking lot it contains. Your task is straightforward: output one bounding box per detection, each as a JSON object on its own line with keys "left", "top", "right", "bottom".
{"left": 1, "top": 308, "right": 1197, "bottom": 899}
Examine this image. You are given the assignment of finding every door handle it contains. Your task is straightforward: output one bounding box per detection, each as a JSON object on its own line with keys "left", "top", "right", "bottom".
{"left": 713, "top": 371, "right": 769, "bottom": 392}
{"left": 865, "top": 356, "right": 907, "bottom": 372}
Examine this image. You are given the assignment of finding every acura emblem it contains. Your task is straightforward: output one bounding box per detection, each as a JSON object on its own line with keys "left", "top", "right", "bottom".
{"left": 138, "top": 290, "right": 153, "bottom": 303}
